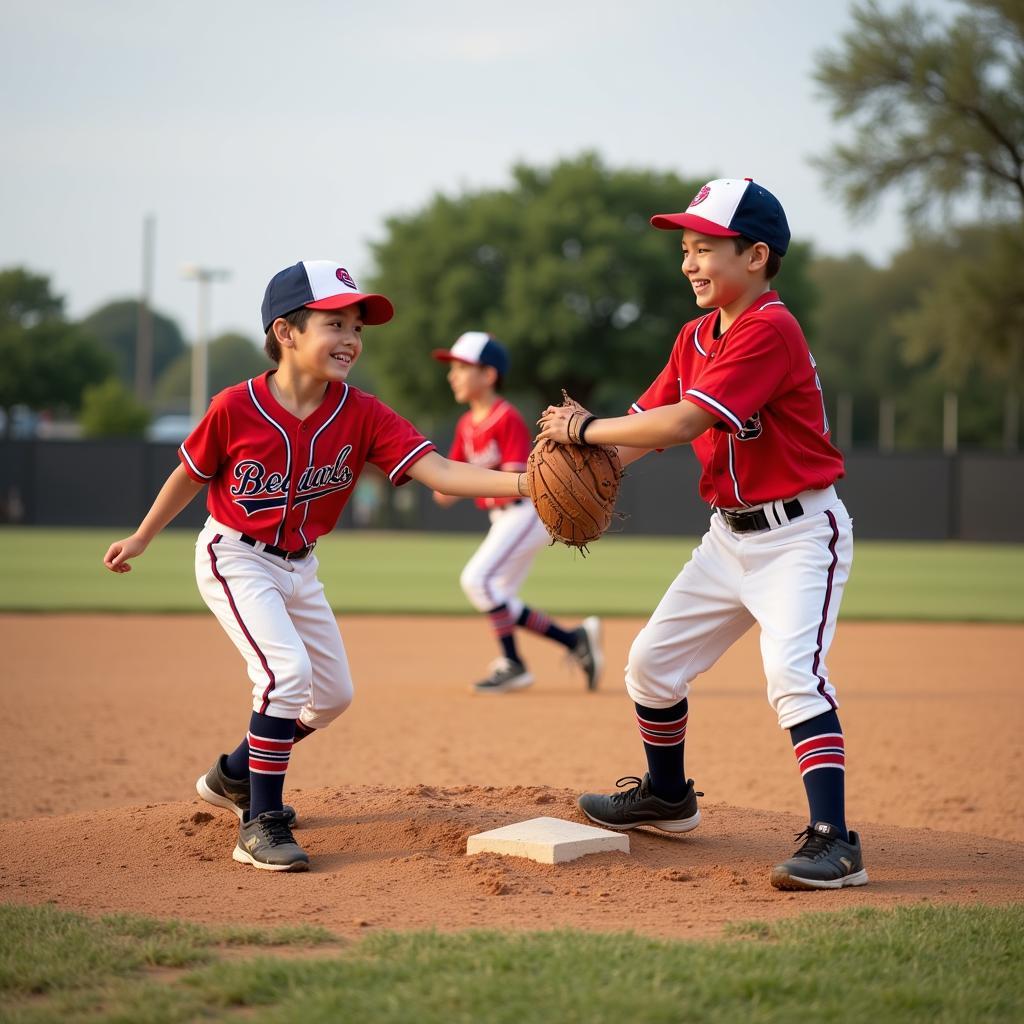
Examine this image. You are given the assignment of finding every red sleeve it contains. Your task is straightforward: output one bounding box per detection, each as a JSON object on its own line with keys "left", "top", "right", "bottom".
{"left": 178, "top": 394, "right": 229, "bottom": 482}
{"left": 684, "top": 319, "right": 790, "bottom": 433}
{"left": 495, "top": 406, "right": 531, "bottom": 470}
{"left": 367, "top": 398, "right": 436, "bottom": 486}
{"left": 631, "top": 331, "right": 685, "bottom": 414}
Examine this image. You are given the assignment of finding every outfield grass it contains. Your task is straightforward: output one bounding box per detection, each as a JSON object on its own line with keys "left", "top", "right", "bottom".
{"left": 1, "top": 527, "right": 1022, "bottom": 620}
{"left": 1, "top": 903, "right": 1021, "bottom": 1023}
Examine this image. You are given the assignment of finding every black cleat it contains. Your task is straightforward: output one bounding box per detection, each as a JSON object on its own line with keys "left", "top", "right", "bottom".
{"left": 232, "top": 810, "right": 309, "bottom": 872}
{"left": 770, "top": 822, "right": 869, "bottom": 891}
{"left": 196, "top": 754, "right": 297, "bottom": 826}
{"left": 570, "top": 616, "right": 604, "bottom": 691}
{"left": 472, "top": 658, "right": 534, "bottom": 694}
{"left": 578, "top": 773, "right": 702, "bottom": 833}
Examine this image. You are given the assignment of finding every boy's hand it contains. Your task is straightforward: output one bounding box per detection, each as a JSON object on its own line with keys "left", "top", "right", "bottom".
{"left": 103, "top": 535, "right": 149, "bottom": 573}
{"left": 536, "top": 404, "right": 573, "bottom": 444}
{"left": 432, "top": 490, "right": 460, "bottom": 508}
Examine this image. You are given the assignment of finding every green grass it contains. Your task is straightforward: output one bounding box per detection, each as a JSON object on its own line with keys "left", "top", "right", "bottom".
{"left": 1, "top": 527, "right": 1022, "bottom": 620}
{"left": 1, "top": 903, "right": 1021, "bottom": 1023}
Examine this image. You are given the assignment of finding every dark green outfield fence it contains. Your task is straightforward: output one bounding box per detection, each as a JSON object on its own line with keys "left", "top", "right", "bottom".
{"left": 1, "top": 439, "right": 1022, "bottom": 541}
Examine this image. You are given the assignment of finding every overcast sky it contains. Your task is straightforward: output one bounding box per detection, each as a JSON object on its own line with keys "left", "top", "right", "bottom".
{"left": 1, "top": 0, "right": 955, "bottom": 344}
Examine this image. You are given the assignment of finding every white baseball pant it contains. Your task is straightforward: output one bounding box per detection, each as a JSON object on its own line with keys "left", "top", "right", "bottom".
{"left": 195, "top": 518, "right": 354, "bottom": 727}
{"left": 625, "top": 487, "right": 852, "bottom": 730}
{"left": 459, "top": 500, "right": 551, "bottom": 619}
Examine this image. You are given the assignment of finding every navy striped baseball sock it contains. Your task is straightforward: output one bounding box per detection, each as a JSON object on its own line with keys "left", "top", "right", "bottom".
{"left": 635, "top": 698, "right": 689, "bottom": 802}
{"left": 517, "top": 606, "right": 577, "bottom": 649}
{"left": 224, "top": 718, "right": 315, "bottom": 781}
{"left": 789, "top": 710, "right": 847, "bottom": 840}
{"left": 488, "top": 604, "right": 522, "bottom": 663}
{"left": 246, "top": 711, "right": 296, "bottom": 821}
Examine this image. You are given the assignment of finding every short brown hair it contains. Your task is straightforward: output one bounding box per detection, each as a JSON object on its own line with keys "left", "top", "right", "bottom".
{"left": 734, "top": 236, "right": 783, "bottom": 281}
{"left": 264, "top": 307, "right": 314, "bottom": 363}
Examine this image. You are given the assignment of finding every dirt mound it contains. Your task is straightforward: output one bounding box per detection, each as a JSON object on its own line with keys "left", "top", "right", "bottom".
{"left": 2, "top": 785, "right": 1019, "bottom": 941}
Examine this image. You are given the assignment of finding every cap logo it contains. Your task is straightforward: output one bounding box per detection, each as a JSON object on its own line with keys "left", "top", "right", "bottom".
{"left": 335, "top": 267, "right": 357, "bottom": 289}
{"left": 689, "top": 185, "right": 711, "bottom": 208}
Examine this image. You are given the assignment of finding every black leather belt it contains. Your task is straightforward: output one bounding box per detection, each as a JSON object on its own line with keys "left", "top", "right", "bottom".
{"left": 239, "top": 534, "right": 313, "bottom": 560}
{"left": 717, "top": 499, "right": 804, "bottom": 533}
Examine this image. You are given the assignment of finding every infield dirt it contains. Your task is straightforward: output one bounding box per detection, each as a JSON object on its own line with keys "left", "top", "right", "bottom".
{"left": 3, "top": 615, "right": 1022, "bottom": 939}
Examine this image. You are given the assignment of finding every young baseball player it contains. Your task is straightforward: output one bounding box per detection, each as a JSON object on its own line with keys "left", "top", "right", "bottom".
{"left": 104, "top": 260, "right": 529, "bottom": 873}
{"left": 537, "top": 179, "right": 867, "bottom": 891}
{"left": 431, "top": 331, "right": 603, "bottom": 694}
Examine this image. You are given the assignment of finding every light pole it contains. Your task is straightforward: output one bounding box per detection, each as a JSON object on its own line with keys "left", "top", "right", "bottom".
{"left": 182, "top": 264, "right": 231, "bottom": 422}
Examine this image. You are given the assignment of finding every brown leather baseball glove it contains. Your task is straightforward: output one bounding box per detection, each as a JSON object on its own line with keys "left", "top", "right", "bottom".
{"left": 526, "top": 392, "right": 623, "bottom": 551}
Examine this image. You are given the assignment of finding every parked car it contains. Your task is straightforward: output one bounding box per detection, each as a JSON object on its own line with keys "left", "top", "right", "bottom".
{"left": 146, "top": 414, "right": 196, "bottom": 443}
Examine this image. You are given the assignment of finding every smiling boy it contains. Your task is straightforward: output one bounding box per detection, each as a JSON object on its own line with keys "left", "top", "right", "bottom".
{"left": 105, "top": 260, "right": 528, "bottom": 872}
{"left": 537, "top": 179, "right": 865, "bottom": 891}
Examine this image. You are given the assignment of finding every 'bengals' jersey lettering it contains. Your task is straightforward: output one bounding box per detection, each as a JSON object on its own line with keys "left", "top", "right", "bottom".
{"left": 180, "top": 371, "right": 435, "bottom": 548}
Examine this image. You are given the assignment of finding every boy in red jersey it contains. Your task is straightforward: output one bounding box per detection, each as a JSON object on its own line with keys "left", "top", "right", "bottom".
{"left": 432, "top": 331, "right": 603, "bottom": 694}
{"left": 537, "top": 180, "right": 867, "bottom": 891}
{"left": 104, "top": 261, "right": 529, "bottom": 872}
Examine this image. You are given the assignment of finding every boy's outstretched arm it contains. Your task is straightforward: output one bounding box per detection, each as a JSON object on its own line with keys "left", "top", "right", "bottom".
{"left": 537, "top": 399, "right": 717, "bottom": 450}
{"left": 407, "top": 451, "right": 524, "bottom": 500}
{"left": 103, "top": 464, "right": 206, "bottom": 573}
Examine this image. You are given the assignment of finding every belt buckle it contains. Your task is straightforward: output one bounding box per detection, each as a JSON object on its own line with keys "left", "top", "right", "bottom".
{"left": 718, "top": 508, "right": 741, "bottom": 531}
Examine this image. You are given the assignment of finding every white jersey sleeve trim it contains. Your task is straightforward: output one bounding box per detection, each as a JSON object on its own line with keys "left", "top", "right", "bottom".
{"left": 684, "top": 388, "right": 744, "bottom": 432}
{"left": 630, "top": 401, "right": 645, "bottom": 414}
{"left": 179, "top": 443, "right": 214, "bottom": 480}
{"left": 388, "top": 440, "right": 434, "bottom": 483}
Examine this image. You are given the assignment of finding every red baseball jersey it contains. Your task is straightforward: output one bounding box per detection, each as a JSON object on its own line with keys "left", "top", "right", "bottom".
{"left": 179, "top": 371, "right": 435, "bottom": 548}
{"left": 632, "top": 291, "right": 844, "bottom": 507}
{"left": 448, "top": 398, "right": 530, "bottom": 510}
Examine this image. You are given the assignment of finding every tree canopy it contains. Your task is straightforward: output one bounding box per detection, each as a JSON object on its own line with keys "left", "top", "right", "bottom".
{"left": 0, "top": 268, "right": 113, "bottom": 425}
{"left": 154, "top": 331, "right": 272, "bottom": 407}
{"left": 82, "top": 300, "right": 187, "bottom": 393}
{"left": 364, "top": 153, "right": 816, "bottom": 421}
{"left": 814, "top": 0, "right": 1024, "bottom": 222}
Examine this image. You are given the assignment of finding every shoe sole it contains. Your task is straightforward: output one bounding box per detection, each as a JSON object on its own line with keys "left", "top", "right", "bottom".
{"left": 471, "top": 675, "right": 535, "bottom": 694}
{"left": 581, "top": 616, "right": 603, "bottom": 691}
{"left": 196, "top": 774, "right": 245, "bottom": 820}
{"left": 196, "top": 774, "right": 298, "bottom": 827}
{"left": 579, "top": 804, "right": 701, "bottom": 834}
{"left": 769, "top": 867, "right": 869, "bottom": 891}
{"left": 232, "top": 845, "right": 309, "bottom": 872}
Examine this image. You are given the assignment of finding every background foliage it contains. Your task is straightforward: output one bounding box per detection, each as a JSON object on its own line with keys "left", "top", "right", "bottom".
{"left": 2, "top": 1, "right": 1021, "bottom": 448}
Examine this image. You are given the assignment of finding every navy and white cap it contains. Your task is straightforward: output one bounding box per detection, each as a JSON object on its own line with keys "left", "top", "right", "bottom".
{"left": 261, "top": 260, "right": 395, "bottom": 333}
{"left": 651, "top": 178, "right": 790, "bottom": 255}
{"left": 431, "top": 331, "right": 509, "bottom": 377}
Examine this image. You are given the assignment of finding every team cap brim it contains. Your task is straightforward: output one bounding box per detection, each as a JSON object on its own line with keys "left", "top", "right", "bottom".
{"left": 431, "top": 349, "right": 480, "bottom": 365}
{"left": 306, "top": 292, "right": 394, "bottom": 325}
{"left": 650, "top": 212, "right": 741, "bottom": 236}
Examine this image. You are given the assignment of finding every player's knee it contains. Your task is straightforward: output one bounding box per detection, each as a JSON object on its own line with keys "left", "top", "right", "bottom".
{"left": 459, "top": 567, "right": 493, "bottom": 612}
{"left": 625, "top": 631, "right": 685, "bottom": 706}
{"left": 763, "top": 663, "right": 828, "bottom": 726}
{"left": 315, "top": 676, "right": 355, "bottom": 725}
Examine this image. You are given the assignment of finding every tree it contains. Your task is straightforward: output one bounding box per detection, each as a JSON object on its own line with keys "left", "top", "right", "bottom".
{"left": 81, "top": 300, "right": 187, "bottom": 394}
{"left": 814, "top": 0, "right": 1024, "bottom": 448}
{"left": 153, "top": 331, "right": 272, "bottom": 407}
{"left": 0, "top": 267, "right": 114, "bottom": 433}
{"left": 364, "top": 155, "right": 699, "bottom": 419}
{"left": 79, "top": 378, "right": 151, "bottom": 438}
{"left": 365, "top": 154, "right": 817, "bottom": 420}
{"left": 814, "top": 0, "right": 1024, "bottom": 221}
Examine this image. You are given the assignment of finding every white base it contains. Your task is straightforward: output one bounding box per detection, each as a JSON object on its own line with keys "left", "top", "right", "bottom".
{"left": 466, "top": 816, "right": 630, "bottom": 864}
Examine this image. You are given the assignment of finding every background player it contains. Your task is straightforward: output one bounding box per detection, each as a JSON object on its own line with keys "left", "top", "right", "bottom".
{"left": 537, "top": 179, "right": 867, "bottom": 891}
{"left": 432, "top": 331, "right": 603, "bottom": 694}
{"left": 104, "top": 260, "right": 530, "bottom": 872}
